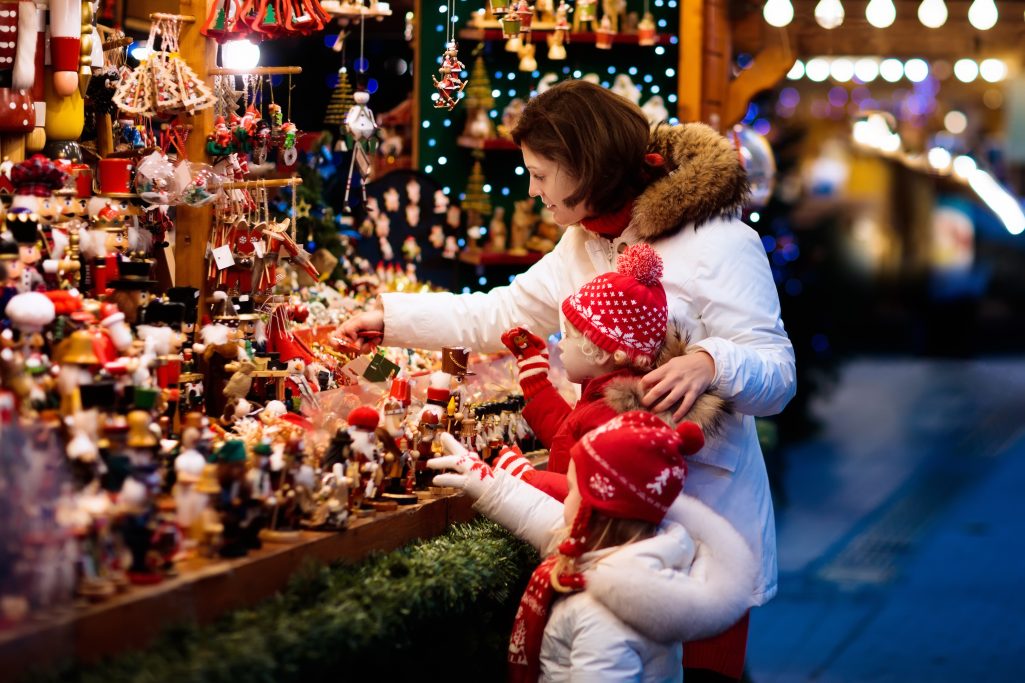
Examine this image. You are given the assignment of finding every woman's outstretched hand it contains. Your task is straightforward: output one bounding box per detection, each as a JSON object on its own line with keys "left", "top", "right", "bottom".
{"left": 336, "top": 305, "right": 385, "bottom": 354}
{"left": 639, "top": 351, "right": 716, "bottom": 422}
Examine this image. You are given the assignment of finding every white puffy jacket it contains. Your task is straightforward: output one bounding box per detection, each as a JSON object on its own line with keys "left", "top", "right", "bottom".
{"left": 476, "top": 470, "right": 758, "bottom": 680}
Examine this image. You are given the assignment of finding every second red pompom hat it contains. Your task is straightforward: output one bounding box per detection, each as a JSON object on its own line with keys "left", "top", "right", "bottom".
{"left": 561, "top": 243, "right": 668, "bottom": 364}
{"left": 559, "top": 411, "right": 705, "bottom": 558}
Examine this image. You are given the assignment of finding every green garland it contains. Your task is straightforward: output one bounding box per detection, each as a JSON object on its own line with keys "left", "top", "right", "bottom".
{"left": 26, "top": 520, "right": 538, "bottom": 683}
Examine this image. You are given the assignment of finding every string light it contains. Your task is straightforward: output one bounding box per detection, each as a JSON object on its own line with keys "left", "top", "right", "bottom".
{"left": 953, "top": 59, "right": 979, "bottom": 83}
{"left": 763, "top": 0, "right": 794, "bottom": 28}
{"left": 814, "top": 0, "right": 845, "bottom": 29}
{"left": 865, "top": 0, "right": 896, "bottom": 28}
{"left": 917, "top": 0, "right": 947, "bottom": 28}
{"left": 967, "top": 0, "right": 997, "bottom": 30}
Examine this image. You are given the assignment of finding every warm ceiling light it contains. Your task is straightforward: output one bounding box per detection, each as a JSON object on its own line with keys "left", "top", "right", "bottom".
{"left": 879, "top": 58, "right": 904, "bottom": 82}
{"left": 904, "top": 59, "right": 929, "bottom": 83}
{"left": 763, "top": 0, "right": 794, "bottom": 27}
{"left": 854, "top": 58, "right": 880, "bottom": 83}
{"left": 805, "top": 58, "right": 831, "bottom": 82}
{"left": 954, "top": 59, "right": 979, "bottom": 82}
{"left": 927, "top": 147, "right": 952, "bottom": 170}
{"left": 944, "top": 110, "right": 967, "bottom": 135}
{"left": 979, "top": 58, "right": 1008, "bottom": 82}
{"left": 865, "top": 0, "right": 896, "bottom": 28}
{"left": 917, "top": 0, "right": 947, "bottom": 28}
{"left": 968, "top": 0, "right": 997, "bottom": 30}
{"left": 814, "top": 0, "right": 845, "bottom": 29}
{"left": 830, "top": 58, "right": 855, "bottom": 82}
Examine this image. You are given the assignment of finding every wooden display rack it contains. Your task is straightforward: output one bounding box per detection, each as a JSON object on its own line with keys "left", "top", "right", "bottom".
{"left": 0, "top": 493, "right": 476, "bottom": 679}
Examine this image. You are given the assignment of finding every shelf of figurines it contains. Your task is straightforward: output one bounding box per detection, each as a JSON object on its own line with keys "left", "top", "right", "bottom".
{"left": 456, "top": 135, "right": 520, "bottom": 151}
{"left": 0, "top": 492, "right": 477, "bottom": 677}
{"left": 459, "top": 248, "right": 543, "bottom": 267}
{"left": 458, "top": 26, "right": 673, "bottom": 47}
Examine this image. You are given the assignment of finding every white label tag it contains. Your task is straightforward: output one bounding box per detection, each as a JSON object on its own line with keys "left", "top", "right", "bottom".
{"left": 212, "top": 244, "right": 235, "bottom": 270}
{"left": 253, "top": 240, "right": 266, "bottom": 258}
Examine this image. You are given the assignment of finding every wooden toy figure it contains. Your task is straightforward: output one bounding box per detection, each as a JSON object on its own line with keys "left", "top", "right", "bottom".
{"left": 432, "top": 41, "right": 467, "bottom": 111}
{"left": 343, "top": 90, "right": 378, "bottom": 210}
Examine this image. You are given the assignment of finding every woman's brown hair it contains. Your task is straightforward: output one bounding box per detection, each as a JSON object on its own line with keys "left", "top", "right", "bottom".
{"left": 511, "top": 79, "right": 652, "bottom": 217}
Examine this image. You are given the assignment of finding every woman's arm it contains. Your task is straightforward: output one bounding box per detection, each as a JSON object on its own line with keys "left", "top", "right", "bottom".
{"left": 379, "top": 228, "right": 591, "bottom": 351}
{"left": 647, "top": 221, "right": 796, "bottom": 418}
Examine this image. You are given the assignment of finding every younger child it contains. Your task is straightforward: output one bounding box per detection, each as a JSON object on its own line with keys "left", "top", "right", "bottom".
{"left": 429, "top": 411, "right": 755, "bottom": 682}
{"left": 497, "top": 243, "right": 727, "bottom": 501}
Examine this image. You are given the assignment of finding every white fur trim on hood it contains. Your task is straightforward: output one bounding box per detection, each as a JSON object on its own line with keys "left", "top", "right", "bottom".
{"left": 585, "top": 493, "right": 757, "bottom": 644}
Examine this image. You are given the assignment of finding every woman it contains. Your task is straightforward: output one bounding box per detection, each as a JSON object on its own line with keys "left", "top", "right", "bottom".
{"left": 339, "top": 79, "right": 795, "bottom": 681}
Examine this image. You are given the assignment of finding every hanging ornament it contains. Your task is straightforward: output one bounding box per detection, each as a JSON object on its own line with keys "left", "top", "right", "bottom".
{"left": 343, "top": 91, "right": 378, "bottom": 209}
{"left": 113, "top": 14, "right": 215, "bottom": 116}
{"left": 432, "top": 40, "right": 467, "bottom": 111}
{"left": 432, "top": 0, "right": 467, "bottom": 112}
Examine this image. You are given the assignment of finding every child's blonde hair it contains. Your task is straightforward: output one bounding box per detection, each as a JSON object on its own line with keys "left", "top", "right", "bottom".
{"left": 550, "top": 511, "right": 657, "bottom": 592}
{"left": 564, "top": 320, "right": 655, "bottom": 372}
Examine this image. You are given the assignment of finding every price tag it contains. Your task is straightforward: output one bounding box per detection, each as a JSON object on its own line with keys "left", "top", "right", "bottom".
{"left": 253, "top": 240, "right": 266, "bottom": 258}
{"left": 212, "top": 244, "right": 235, "bottom": 270}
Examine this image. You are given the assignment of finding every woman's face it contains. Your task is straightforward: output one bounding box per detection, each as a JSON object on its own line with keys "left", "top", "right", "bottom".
{"left": 522, "top": 144, "right": 590, "bottom": 227}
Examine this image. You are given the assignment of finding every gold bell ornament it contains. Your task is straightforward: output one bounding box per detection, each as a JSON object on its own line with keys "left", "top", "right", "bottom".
{"left": 126, "top": 409, "right": 158, "bottom": 448}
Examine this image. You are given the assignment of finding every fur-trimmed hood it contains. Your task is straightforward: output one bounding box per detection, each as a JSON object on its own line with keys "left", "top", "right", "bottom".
{"left": 629, "top": 123, "right": 750, "bottom": 242}
{"left": 602, "top": 321, "right": 731, "bottom": 440}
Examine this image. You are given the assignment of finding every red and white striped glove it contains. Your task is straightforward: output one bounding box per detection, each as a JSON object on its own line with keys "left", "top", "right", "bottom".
{"left": 501, "top": 326, "right": 551, "bottom": 399}
{"left": 493, "top": 443, "right": 535, "bottom": 480}
{"left": 427, "top": 433, "right": 495, "bottom": 500}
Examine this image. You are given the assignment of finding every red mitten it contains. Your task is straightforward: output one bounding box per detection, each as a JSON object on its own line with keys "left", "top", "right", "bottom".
{"left": 501, "top": 327, "right": 551, "bottom": 399}
{"left": 493, "top": 443, "right": 535, "bottom": 479}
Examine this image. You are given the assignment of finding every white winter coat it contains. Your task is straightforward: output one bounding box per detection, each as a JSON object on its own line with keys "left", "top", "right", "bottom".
{"left": 477, "top": 469, "right": 758, "bottom": 681}
{"left": 382, "top": 124, "right": 794, "bottom": 621}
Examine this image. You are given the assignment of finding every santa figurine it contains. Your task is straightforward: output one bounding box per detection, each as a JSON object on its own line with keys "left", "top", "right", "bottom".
{"left": 347, "top": 405, "right": 383, "bottom": 503}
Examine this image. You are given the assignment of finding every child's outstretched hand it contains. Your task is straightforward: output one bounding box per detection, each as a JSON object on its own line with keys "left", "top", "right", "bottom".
{"left": 501, "top": 327, "right": 551, "bottom": 399}
{"left": 501, "top": 326, "right": 549, "bottom": 360}
{"left": 427, "top": 432, "right": 495, "bottom": 500}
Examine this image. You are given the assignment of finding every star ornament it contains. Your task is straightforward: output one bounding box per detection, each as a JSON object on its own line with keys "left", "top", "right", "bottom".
{"left": 295, "top": 198, "right": 312, "bottom": 219}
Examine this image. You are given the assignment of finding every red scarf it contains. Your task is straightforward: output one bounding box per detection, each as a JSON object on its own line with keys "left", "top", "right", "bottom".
{"left": 508, "top": 553, "right": 586, "bottom": 683}
{"left": 580, "top": 199, "right": 635, "bottom": 239}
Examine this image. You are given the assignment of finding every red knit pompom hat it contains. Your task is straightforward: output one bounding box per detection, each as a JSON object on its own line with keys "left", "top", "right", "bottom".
{"left": 558, "top": 411, "right": 705, "bottom": 558}
{"left": 561, "top": 243, "right": 668, "bottom": 364}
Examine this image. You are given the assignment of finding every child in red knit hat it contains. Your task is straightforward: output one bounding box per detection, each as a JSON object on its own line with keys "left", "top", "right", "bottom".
{"left": 496, "top": 243, "right": 727, "bottom": 501}
{"left": 429, "top": 411, "right": 756, "bottom": 682}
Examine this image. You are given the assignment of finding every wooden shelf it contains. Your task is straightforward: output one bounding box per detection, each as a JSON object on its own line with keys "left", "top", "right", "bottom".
{"left": 459, "top": 250, "right": 544, "bottom": 267}
{"left": 0, "top": 494, "right": 475, "bottom": 678}
{"left": 459, "top": 27, "right": 674, "bottom": 46}
{"left": 457, "top": 136, "right": 519, "bottom": 151}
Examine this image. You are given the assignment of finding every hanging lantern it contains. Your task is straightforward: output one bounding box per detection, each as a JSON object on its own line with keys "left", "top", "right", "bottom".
{"left": 490, "top": 0, "right": 511, "bottom": 15}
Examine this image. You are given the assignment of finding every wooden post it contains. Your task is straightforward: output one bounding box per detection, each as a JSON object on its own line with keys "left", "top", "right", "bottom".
{"left": 174, "top": 0, "right": 215, "bottom": 327}
{"left": 700, "top": 0, "right": 730, "bottom": 131}
{"left": 723, "top": 25, "right": 794, "bottom": 129}
{"left": 678, "top": 0, "right": 703, "bottom": 124}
